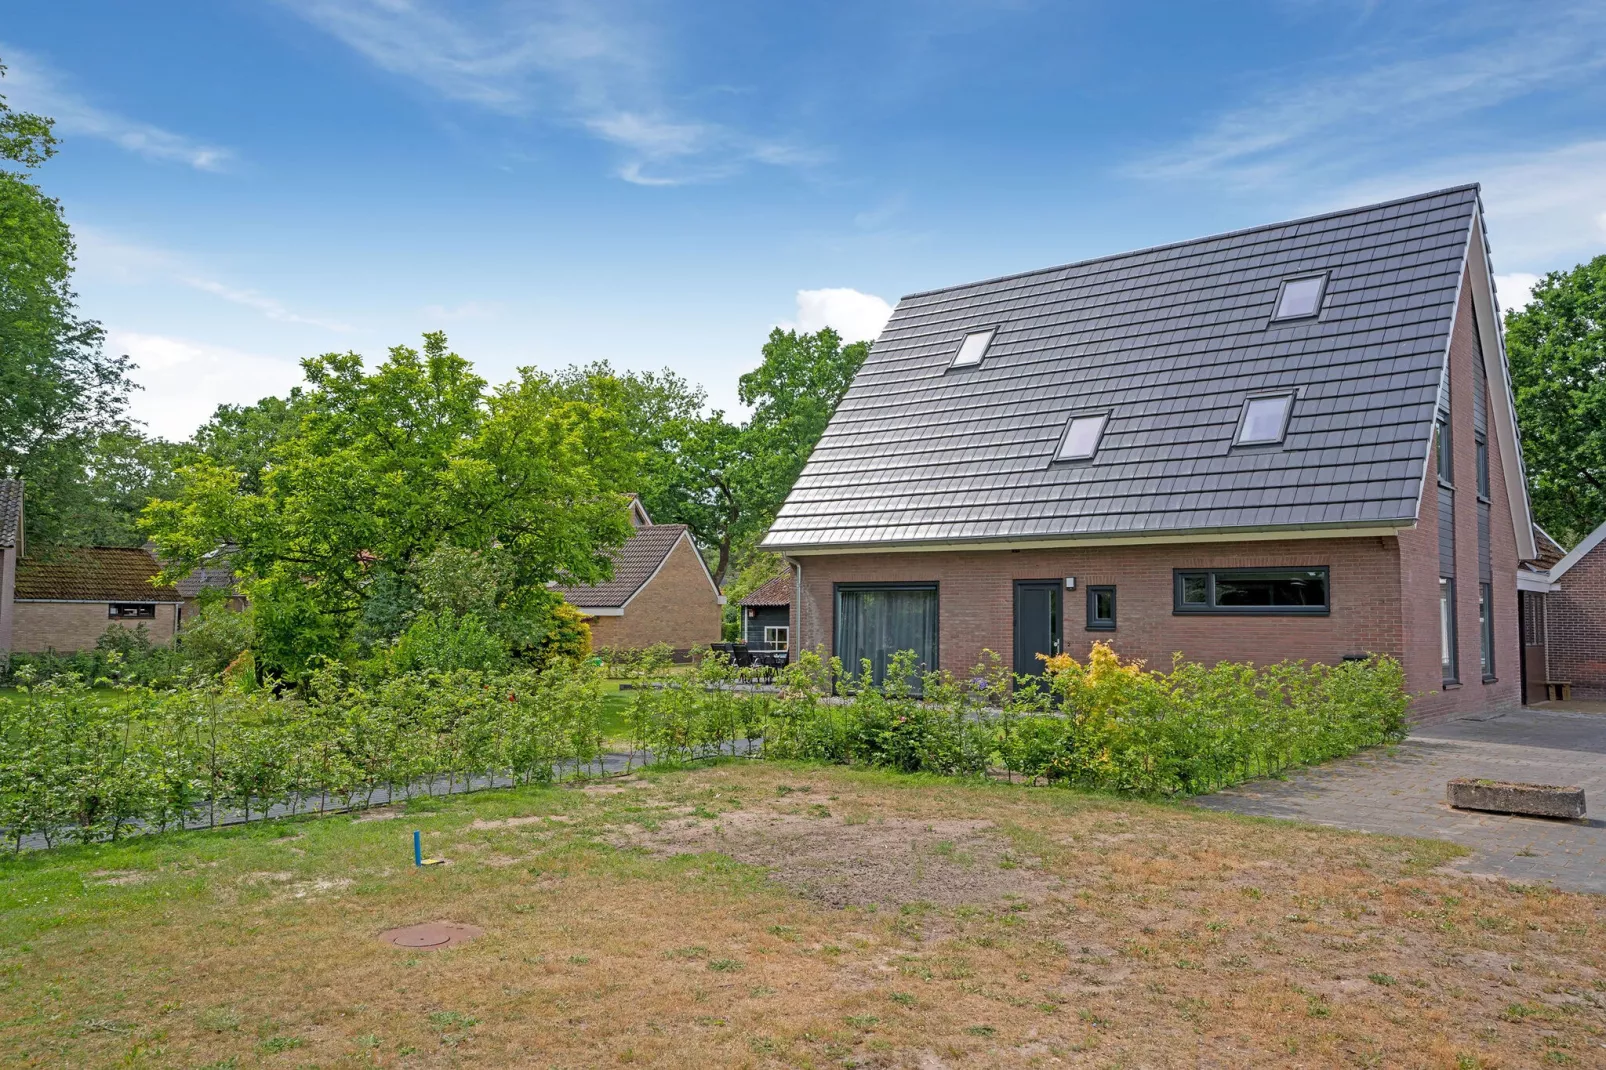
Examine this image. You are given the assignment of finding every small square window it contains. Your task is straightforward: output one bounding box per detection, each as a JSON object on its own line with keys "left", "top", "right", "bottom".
{"left": 949, "top": 329, "right": 994, "bottom": 369}
{"left": 1273, "top": 275, "right": 1326, "bottom": 320}
{"left": 1054, "top": 413, "right": 1108, "bottom": 462}
{"left": 1235, "top": 394, "right": 1292, "bottom": 445}
{"left": 1086, "top": 586, "right": 1116, "bottom": 631}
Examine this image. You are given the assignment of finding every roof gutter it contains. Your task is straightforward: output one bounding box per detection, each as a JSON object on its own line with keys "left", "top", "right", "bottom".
{"left": 766, "top": 522, "right": 1413, "bottom": 557}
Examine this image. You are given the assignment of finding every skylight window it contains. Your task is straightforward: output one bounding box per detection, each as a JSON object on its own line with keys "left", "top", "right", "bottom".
{"left": 949, "top": 329, "right": 994, "bottom": 369}
{"left": 1236, "top": 394, "right": 1293, "bottom": 446}
{"left": 1273, "top": 275, "right": 1326, "bottom": 320}
{"left": 1055, "top": 413, "right": 1109, "bottom": 462}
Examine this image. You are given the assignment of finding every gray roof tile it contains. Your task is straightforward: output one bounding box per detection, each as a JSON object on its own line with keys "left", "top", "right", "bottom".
{"left": 0, "top": 480, "right": 19, "bottom": 549}
{"left": 764, "top": 186, "right": 1479, "bottom": 552}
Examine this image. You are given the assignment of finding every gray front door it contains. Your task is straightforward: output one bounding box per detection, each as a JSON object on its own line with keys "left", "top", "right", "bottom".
{"left": 1013, "top": 581, "right": 1061, "bottom": 677}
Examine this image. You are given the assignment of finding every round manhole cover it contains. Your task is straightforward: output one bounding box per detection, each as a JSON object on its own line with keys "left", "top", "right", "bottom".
{"left": 379, "top": 921, "right": 484, "bottom": 950}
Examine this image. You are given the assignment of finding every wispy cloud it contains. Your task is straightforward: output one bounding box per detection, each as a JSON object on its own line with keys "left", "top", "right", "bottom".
{"left": 181, "top": 277, "right": 354, "bottom": 333}
{"left": 1128, "top": 7, "right": 1606, "bottom": 190}
{"left": 779, "top": 288, "right": 893, "bottom": 344}
{"left": 0, "top": 45, "right": 233, "bottom": 171}
{"left": 277, "top": 0, "right": 821, "bottom": 185}
{"left": 73, "top": 227, "right": 355, "bottom": 333}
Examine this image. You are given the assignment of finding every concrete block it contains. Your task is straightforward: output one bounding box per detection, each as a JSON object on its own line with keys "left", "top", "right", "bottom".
{"left": 1447, "top": 778, "right": 1586, "bottom": 819}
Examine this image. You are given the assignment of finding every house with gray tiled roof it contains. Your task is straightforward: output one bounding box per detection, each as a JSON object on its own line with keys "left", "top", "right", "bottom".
{"left": 762, "top": 186, "right": 1538, "bottom": 721}
{"left": 554, "top": 497, "right": 724, "bottom": 657}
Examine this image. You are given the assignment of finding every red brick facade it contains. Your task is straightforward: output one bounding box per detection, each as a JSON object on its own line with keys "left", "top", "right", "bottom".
{"left": 1545, "top": 544, "right": 1606, "bottom": 700}
{"left": 790, "top": 277, "right": 1524, "bottom": 722}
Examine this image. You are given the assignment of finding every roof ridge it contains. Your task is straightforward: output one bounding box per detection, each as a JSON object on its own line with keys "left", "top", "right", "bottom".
{"left": 901, "top": 184, "right": 1481, "bottom": 301}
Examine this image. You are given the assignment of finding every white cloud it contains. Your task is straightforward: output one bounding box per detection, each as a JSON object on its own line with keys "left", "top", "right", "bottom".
{"left": 0, "top": 45, "right": 233, "bottom": 171}
{"left": 109, "top": 331, "right": 306, "bottom": 440}
{"left": 277, "top": 0, "right": 819, "bottom": 185}
{"left": 1493, "top": 273, "right": 1541, "bottom": 315}
{"left": 181, "top": 277, "right": 353, "bottom": 333}
{"left": 783, "top": 288, "right": 894, "bottom": 343}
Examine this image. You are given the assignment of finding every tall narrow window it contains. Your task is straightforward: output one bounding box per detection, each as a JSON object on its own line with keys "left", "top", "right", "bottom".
{"left": 1054, "top": 412, "right": 1109, "bottom": 462}
{"left": 1440, "top": 578, "right": 1458, "bottom": 684}
{"left": 1475, "top": 435, "right": 1490, "bottom": 500}
{"left": 1478, "top": 583, "right": 1495, "bottom": 681}
{"left": 1435, "top": 420, "right": 1453, "bottom": 485}
{"left": 949, "top": 329, "right": 994, "bottom": 369}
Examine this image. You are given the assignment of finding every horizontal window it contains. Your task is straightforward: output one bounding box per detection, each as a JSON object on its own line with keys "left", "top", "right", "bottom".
{"left": 109, "top": 603, "right": 157, "bottom": 619}
{"left": 1173, "top": 567, "right": 1329, "bottom": 615}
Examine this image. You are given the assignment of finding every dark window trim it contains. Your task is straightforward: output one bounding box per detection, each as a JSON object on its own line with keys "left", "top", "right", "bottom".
{"left": 1474, "top": 433, "right": 1491, "bottom": 502}
{"left": 1270, "top": 272, "right": 1329, "bottom": 322}
{"left": 1440, "top": 577, "right": 1459, "bottom": 686}
{"left": 1049, "top": 410, "right": 1111, "bottom": 465}
{"left": 831, "top": 580, "right": 941, "bottom": 675}
{"left": 1172, "top": 566, "right": 1331, "bottom": 616}
{"left": 947, "top": 325, "right": 1000, "bottom": 371}
{"left": 1435, "top": 419, "right": 1454, "bottom": 488}
{"left": 108, "top": 603, "right": 157, "bottom": 619}
{"left": 1479, "top": 580, "right": 1496, "bottom": 683}
{"left": 1231, "top": 390, "right": 1296, "bottom": 448}
{"left": 1086, "top": 585, "right": 1116, "bottom": 631}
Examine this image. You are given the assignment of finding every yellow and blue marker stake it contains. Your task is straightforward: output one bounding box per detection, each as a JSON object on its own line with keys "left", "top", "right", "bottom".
{"left": 414, "top": 830, "right": 446, "bottom": 866}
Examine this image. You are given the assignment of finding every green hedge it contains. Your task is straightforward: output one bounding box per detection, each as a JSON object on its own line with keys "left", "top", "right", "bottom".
{"left": 0, "top": 642, "right": 1409, "bottom": 851}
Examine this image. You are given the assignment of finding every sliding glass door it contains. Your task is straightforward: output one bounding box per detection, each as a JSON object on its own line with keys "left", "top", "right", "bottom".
{"left": 835, "top": 583, "right": 939, "bottom": 690}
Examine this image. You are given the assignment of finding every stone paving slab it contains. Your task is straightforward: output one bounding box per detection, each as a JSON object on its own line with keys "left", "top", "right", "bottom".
{"left": 1192, "top": 708, "right": 1606, "bottom": 894}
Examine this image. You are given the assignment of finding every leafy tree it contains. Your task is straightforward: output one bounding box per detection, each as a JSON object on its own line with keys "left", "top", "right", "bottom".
{"left": 192, "top": 389, "right": 309, "bottom": 495}
{"left": 0, "top": 60, "right": 135, "bottom": 546}
{"left": 144, "top": 333, "right": 636, "bottom": 678}
{"left": 1506, "top": 255, "right": 1606, "bottom": 547}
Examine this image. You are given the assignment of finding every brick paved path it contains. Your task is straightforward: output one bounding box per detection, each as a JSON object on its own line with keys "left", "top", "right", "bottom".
{"left": 1192, "top": 707, "right": 1606, "bottom": 894}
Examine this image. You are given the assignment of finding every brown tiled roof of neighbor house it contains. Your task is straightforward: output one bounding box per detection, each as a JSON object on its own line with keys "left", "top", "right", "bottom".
{"left": 0, "top": 479, "right": 21, "bottom": 549}
{"left": 1532, "top": 526, "right": 1567, "bottom": 570}
{"left": 740, "top": 571, "right": 793, "bottom": 607}
{"left": 553, "top": 524, "right": 694, "bottom": 609}
{"left": 14, "top": 547, "right": 183, "bottom": 602}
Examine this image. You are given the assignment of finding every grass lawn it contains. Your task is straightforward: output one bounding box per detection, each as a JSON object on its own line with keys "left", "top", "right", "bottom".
{"left": 2, "top": 762, "right": 1603, "bottom": 1068}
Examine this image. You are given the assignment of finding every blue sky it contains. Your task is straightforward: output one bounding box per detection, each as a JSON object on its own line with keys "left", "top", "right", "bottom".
{"left": 4, "top": 1, "right": 1605, "bottom": 439}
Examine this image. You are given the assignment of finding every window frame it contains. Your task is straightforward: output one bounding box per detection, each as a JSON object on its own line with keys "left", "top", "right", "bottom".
{"left": 1052, "top": 411, "right": 1110, "bottom": 463}
{"left": 1171, "top": 566, "right": 1331, "bottom": 616}
{"left": 1271, "top": 273, "right": 1328, "bottom": 321}
{"left": 108, "top": 603, "right": 157, "bottom": 619}
{"left": 1085, "top": 585, "right": 1116, "bottom": 631}
{"left": 1478, "top": 581, "right": 1495, "bottom": 683}
{"left": 947, "top": 327, "right": 997, "bottom": 371}
{"left": 1434, "top": 418, "right": 1454, "bottom": 487}
{"left": 1475, "top": 433, "right": 1490, "bottom": 501}
{"left": 764, "top": 625, "right": 790, "bottom": 651}
{"left": 1233, "top": 391, "right": 1295, "bottom": 447}
{"left": 831, "top": 581, "right": 941, "bottom": 686}
{"left": 1440, "top": 577, "right": 1459, "bottom": 685}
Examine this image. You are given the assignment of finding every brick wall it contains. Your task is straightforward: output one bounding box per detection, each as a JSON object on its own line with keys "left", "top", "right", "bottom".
{"left": 1547, "top": 546, "right": 1606, "bottom": 699}
{"left": 12, "top": 601, "right": 180, "bottom": 653}
{"left": 794, "top": 536, "right": 1402, "bottom": 676}
{"left": 1401, "top": 279, "right": 1523, "bottom": 722}
{"left": 585, "top": 535, "right": 722, "bottom": 656}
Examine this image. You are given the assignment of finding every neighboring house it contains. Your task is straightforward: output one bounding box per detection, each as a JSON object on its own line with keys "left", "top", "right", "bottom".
{"left": 762, "top": 185, "right": 1537, "bottom": 722}
{"left": 11, "top": 546, "right": 184, "bottom": 653}
{"left": 1517, "top": 522, "right": 1606, "bottom": 702}
{"left": 739, "top": 570, "right": 794, "bottom": 650}
{"left": 0, "top": 480, "right": 21, "bottom": 659}
{"left": 555, "top": 497, "right": 724, "bottom": 657}
{"left": 167, "top": 546, "right": 247, "bottom": 623}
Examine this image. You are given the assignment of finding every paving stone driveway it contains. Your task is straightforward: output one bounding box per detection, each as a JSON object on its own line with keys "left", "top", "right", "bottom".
{"left": 1192, "top": 705, "right": 1606, "bottom": 894}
